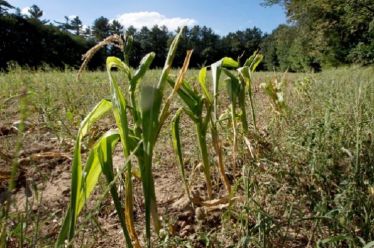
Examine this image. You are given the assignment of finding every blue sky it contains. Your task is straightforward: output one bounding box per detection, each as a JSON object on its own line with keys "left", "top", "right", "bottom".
{"left": 8, "top": 0, "right": 287, "bottom": 35}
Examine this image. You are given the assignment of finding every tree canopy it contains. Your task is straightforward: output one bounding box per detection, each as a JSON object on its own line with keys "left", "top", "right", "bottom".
{"left": 28, "top": 4, "right": 43, "bottom": 19}
{"left": 0, "top": 0, "right": 13, "bottom": 14}
{"left": 261, "top": 0, "right": 374, "bottom": 71}
{"left": 0, "top": 1, "right": 373, "bottom": 71}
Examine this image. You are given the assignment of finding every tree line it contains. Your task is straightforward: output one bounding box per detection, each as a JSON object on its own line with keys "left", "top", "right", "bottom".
{"left": 262, "top": 0, "right": 374, "bottom": 71}
{"left": 1, "top": 1, "right": 373, "bottom": 72}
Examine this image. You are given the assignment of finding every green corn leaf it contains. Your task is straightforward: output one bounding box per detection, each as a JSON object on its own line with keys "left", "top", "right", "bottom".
{"left": 123, "top": 35, "right": 133, "bottom": 65}
{"left": 107, "top": 56, "right": 143, "bottom": 246}
{"left": 221, "top": 57, "right": 239, "bottom": 68}
{"left": 106, "top": 56, "right": 131, "bottom": 78}
{"left": 223, "top": 68, "right": 241, "bottom": 100}
{"left": 225, "top": 77, "right": 240, "bottom": 103}
{"left": 97, "top": 131, "right": 133, "bottom": 247}
{"left": 183, "top": 107, "right": 199, "bottom": 122}
{"left": 180, "top": 80, "right": 200, "bottom": 103}
{"left": 238, "top": 61, "right": 258, "bottom": 130}
{"left": 81, "top": 130, "right": 121, "bottom": 213}
{"left": 171, "top": 108, "right": 184, "bottom": 177}
{"left": 167, "top": 78, "right": 201, "bottom": 121}
{"left": 78, "top": 99, "right": 112, "bottom": 139}
{"left": 201, "top": 100, "right": 213, "bottom": 133}
{"left": 131, "top": 52, "right": 155, "bottom": 91}
{"left": 182, "top": 78, "right": 194, "bottom": 92}
{"left": 56, "top": 99, "right": 112, "bottom": 247}
{"left": 106, "top": 57, "right": 132, "bottom": 158}
{"left": 77, "top": 130, "right": 120, "bottom": 213}
{"left": 130, "top": 52, "right": 155, "bottom": 129}
{"left": 159, "top": 49, "right": 193, "bottom": 139}
{"left": 237, "top": 67, "right": 251, "bottom": 87}
{"left": 254, "top": 56, "right": 263, "bottom": 71}
{"left": 171, "top": 108, "right": 191, "bottom": 200}
{"left": 222, "top": 67, "right": 237, "bottom": 81}
{"left": 140, "top": 86, "right": 163, "bottom": 241}
{"left": 198, "top": 67, "right": 212, "bottom": 103}
{"left": 250, "top": 54, "right": 263, "bottom": 72}
{"left": 211, "top": 61, "right": 222, "bottom": 121}
{"left": 140, "top": 85, "right": 163, "bottom": 143}
{"left": 211, "top": 57, "right": 239, "bottom": 121}
{"left": 76, "top": 149, "right": 101, "bottom": 213}
{"left": 70, "top": 100, "right": 112, "bottom": 238}
{"left": 244, "top": 51, "right": 263, "bottom": 72}
{"left": 157, "top": 27, "right": 185, "bottom": 90}
{"left": 55, "top": 208, "right": 72, "bottom": 248}
{"left": 140, "top": 84, "right": 162, "bottom": 243}
{"left": 244, "top": 52, "right": 257, "bottom": 67}
{"left": 167, "top": 77, "right": 197, "bottom": 100}
{"left": 211, "top": 56, "right": 239, "bottom": 95}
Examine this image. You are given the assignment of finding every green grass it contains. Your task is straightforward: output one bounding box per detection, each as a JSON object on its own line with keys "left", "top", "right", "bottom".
{"left": 0, "top": 65, "right": 373, "bottom": 247}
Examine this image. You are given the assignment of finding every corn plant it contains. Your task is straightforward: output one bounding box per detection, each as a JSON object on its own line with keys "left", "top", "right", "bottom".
{"left": 209, "top": 58, "right": 245, "bottom": 195}
{"left": 237, "top": 51, "right": 263, "bottom": 133}
{"left": 56, "top": 28, "right": 190, "bottom": 247}
{"left": 260, "top": 71, "right": 288, "bottom": 115}
{"left": 169, "top": 60, "right": 241, "bottom": 200}
{"left": 169, "top": 68, "right": 215, "bottom": 199}
{"left": 205, "top": 53, "right": 262, "bottom": 181}
{"left": 294, "top": 76, "right": 312, "bottom": 100}
{"left": 221, "top": 52, "right": 263, "bottom": 138}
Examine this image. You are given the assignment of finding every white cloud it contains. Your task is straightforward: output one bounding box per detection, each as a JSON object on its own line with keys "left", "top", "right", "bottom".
{"left": 68, "top": 15, "right": 77, "bottom": 20}
{"left": 116, "top": 11, "right": 197, "bottom": 31}
{"left": 20, "top": 6, "right": 30, "bottom": 16}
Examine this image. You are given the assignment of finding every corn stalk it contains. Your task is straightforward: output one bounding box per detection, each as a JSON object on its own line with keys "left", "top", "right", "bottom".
{"left": 56, "top": 28, "right": 189, "bottom": 248}
{"left": 168, "top": 67, "right": 214, "bottom": 198}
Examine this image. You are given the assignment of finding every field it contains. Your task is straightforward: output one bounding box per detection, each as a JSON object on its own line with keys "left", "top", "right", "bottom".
{"left": 1, "top": 64, "right": 374, "bottom": 247}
